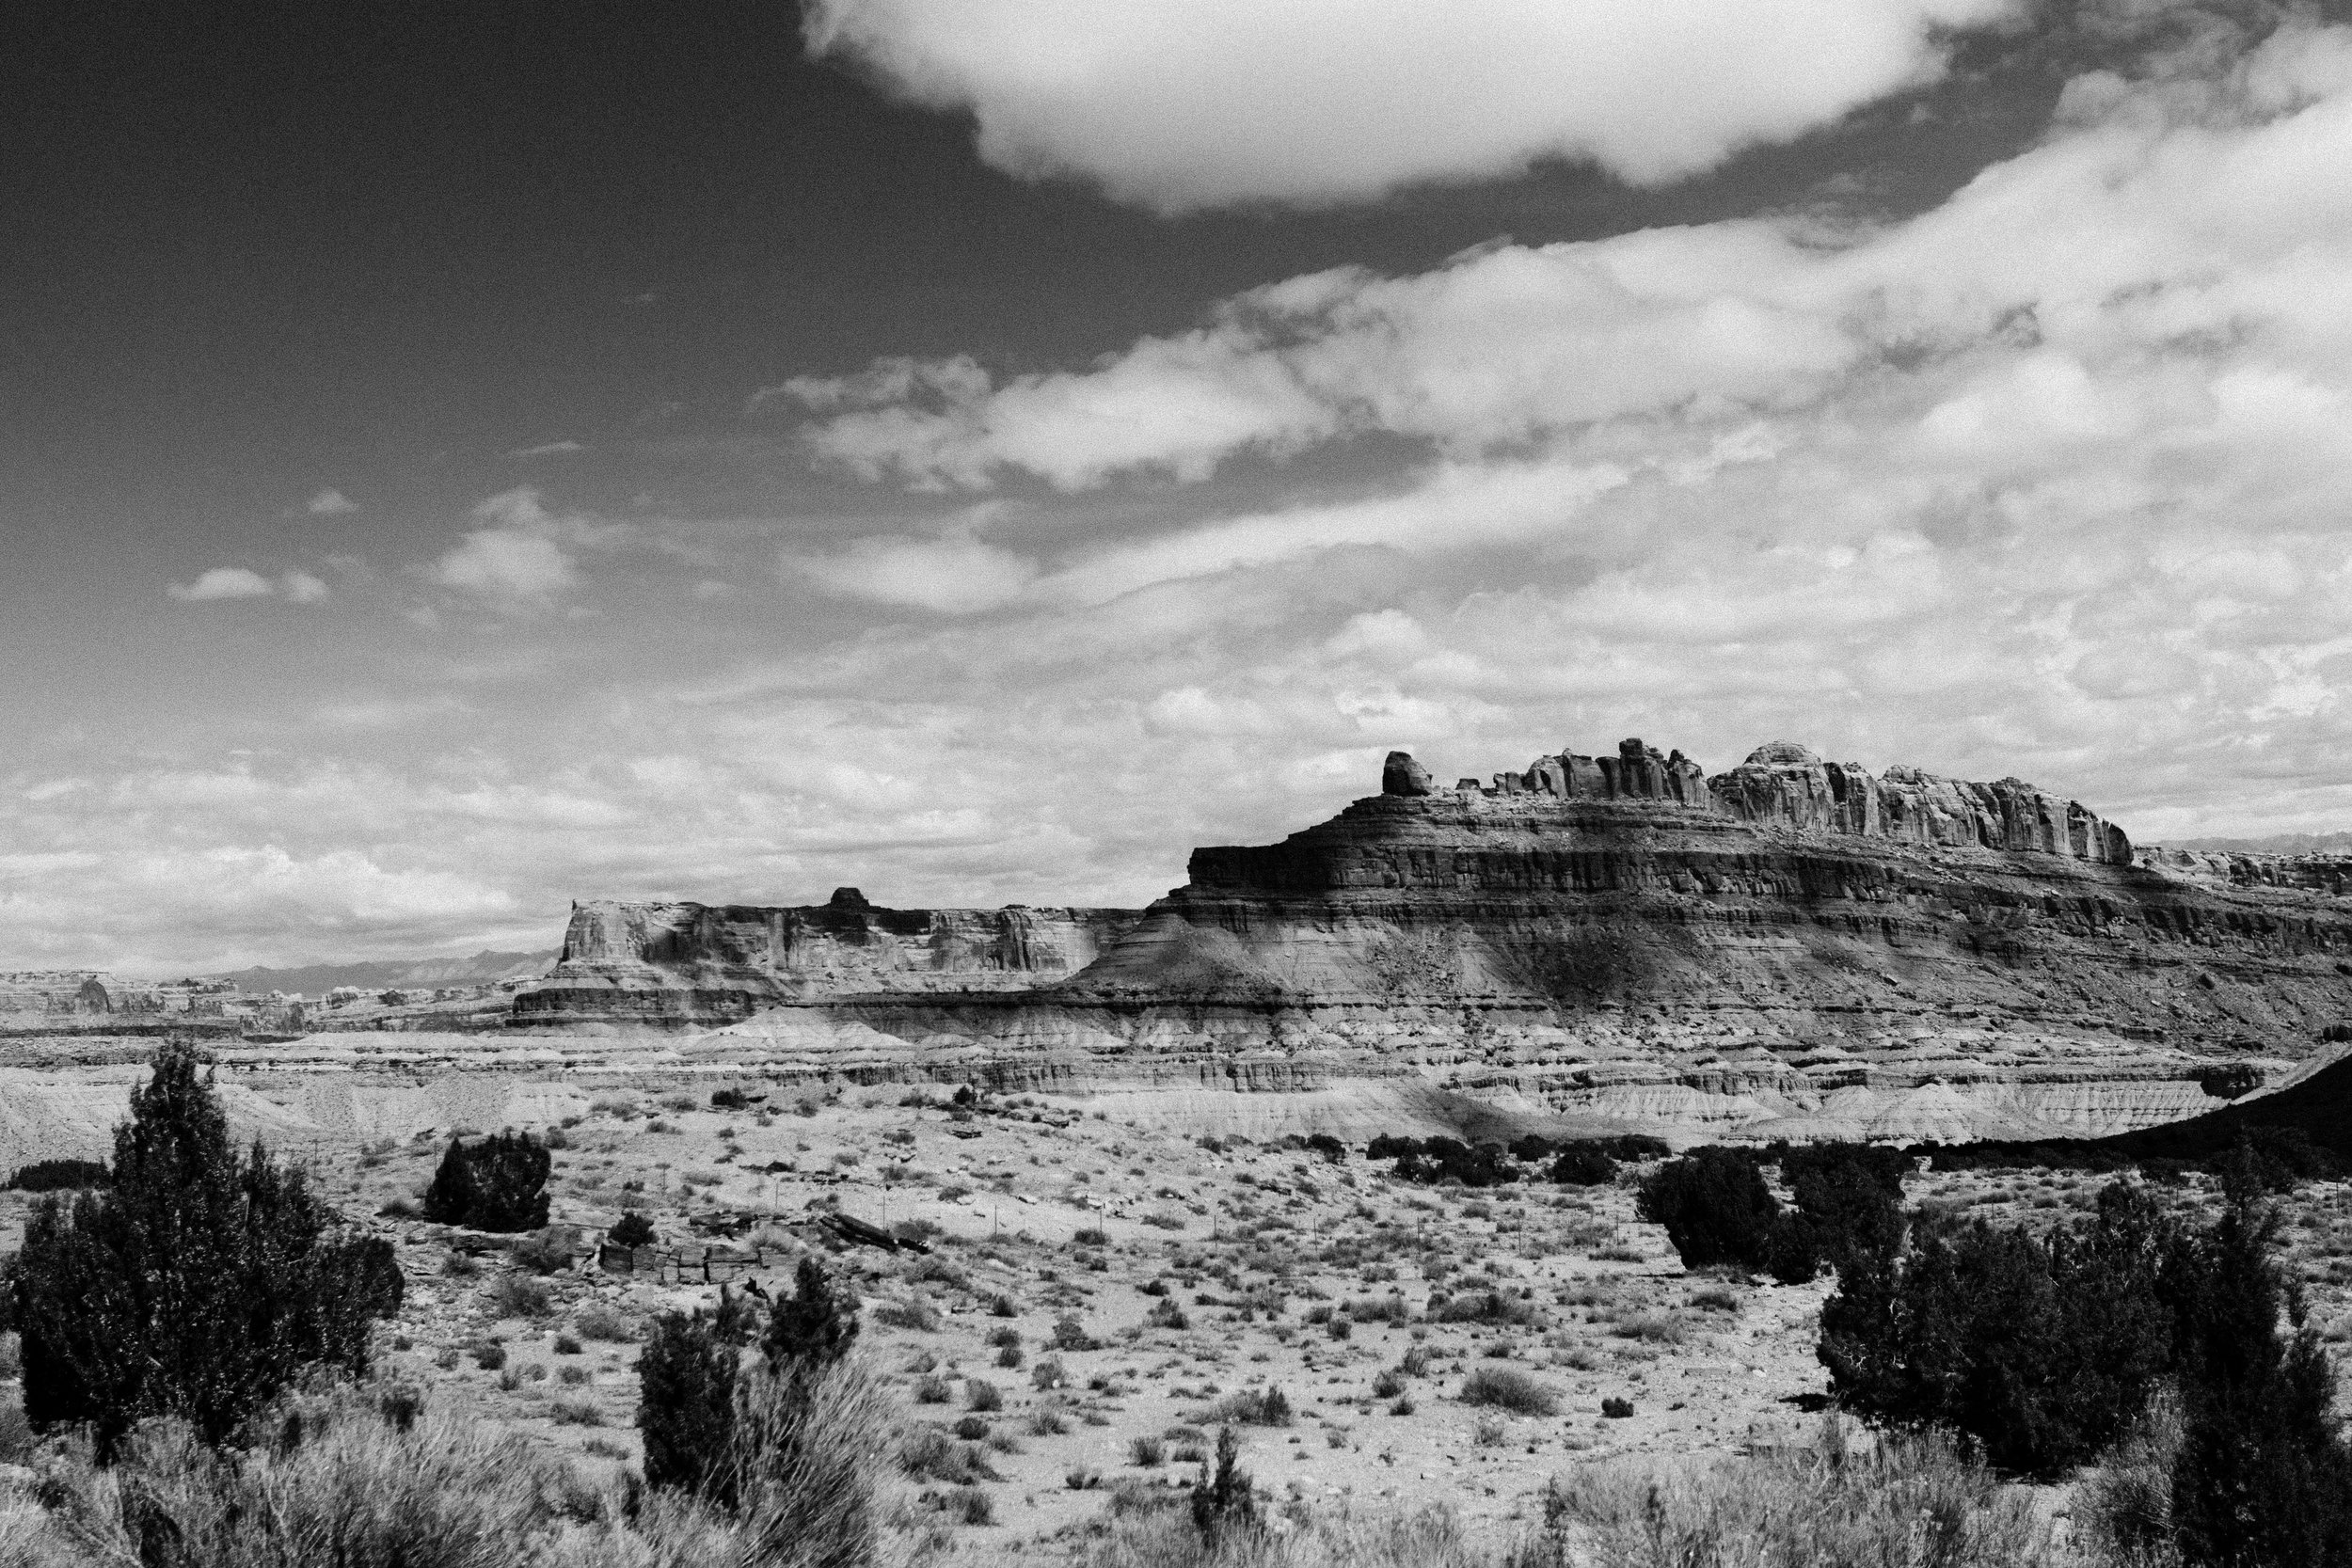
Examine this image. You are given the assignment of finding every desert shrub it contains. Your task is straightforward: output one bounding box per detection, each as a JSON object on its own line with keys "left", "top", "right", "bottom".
{"left": 636, "top": 1287, "right": 760, "bottom": 1504}
{"left": 1523, "top": 1417, "right": 2053, "bottom": 1568}
{"left": 575, "top": 1302, "right": 635, "bottom": 1342}
{"left": 2074, "top": 1388, "right": 2185, "bottom": 1568}
{"left": 1131, "top": 1434, "right": 1166, "bottom": 1466}
{"left": 1052, "top": 1316, "right": 1101, "bottom": 1352}
{"left": 1367, "top": 1136, "right": 1517, "bottom": 1187}
{"left": 1548, "top": 1148, "right": 1619, "bottom": 1186}
{"left": 1636, "top": 1148, "right": 1780, "bottom": 1271}
{"left": 607, "top": 1210, "right": 657, "bottom": 1248}
{"left": 1190, "top": 1426, "right": 1260, "bottom": 1542}
{"left": 510, "top": 1227, "right": 577, "bottom": 1275}
{"left": 9, "top": 1041, "right": 403, "bottom": 1458}
{"left": 473, "top": 1342, "right": 508, "bottom": 1370}
{"left": 1429, "top": 1289, "right": 1542, "bottom": 1327}
{"left": 1600, "top": 1397, "right": 1634, "bottom": 1419}
{"left": 1820, "top": 1179, "right": 2180, "bottom": 1477}
{"left": 874, "top": 1294, "right": 942, "bottom": 1332}
{"left": 7, "top": 1159, "right": 109, "bottom": 1192}
{"left": 0, "top": 1376, "right": 908, "bottom": 1565}
{"left": 0, "top": 1399, "right": 34, "bottom": 1464}
{"left": 490, "top": 1275, "right": 552, "bottom": 1319}
{"left": 965, "top": 1378, "right": 1003, "bottom": 1413}
{"left": 1460, "top": 1366, "right": 1560, "bottom": 1417}
{"left": 1764, "top": 1151, "right": 1906, "bottom": 1285}
{"left": 914, "top": 1376, "right": 952, "bottom": 1404}
{"left": 760, "top": 1256, "right": 862, "bottom": 1369}
{"left": 1304, "top": 1133, "right": 1347, "bottom": 1163}
{"left": 1210, "top": 1386, "right": 1293, "bottom": 1426}
{"left": 421, "top": 1131, "right": 551, "bottom": 1232}
{"left": 2165, "top": 1169, "right": 2352, "bottom": 1568}
{"left": 710, "top": 1087, "right": 752, "bottom": 1111}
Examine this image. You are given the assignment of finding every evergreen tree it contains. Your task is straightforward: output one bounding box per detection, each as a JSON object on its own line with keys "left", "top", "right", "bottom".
{"left": 636, "top": 1287, "right": 758, "bottom": 1507}
{"left": 761, "top": 1258, "right": 860, "bottom": 1369}
{"left": 2168, "top": 1162, "right": 2352, "bottom": 1568}
{"left": 1636, "top": 1148, "right": 1781, "bottom": 1270}
{"left": 10, "top": 1041, "right": 402, "bottom": 1458}
{"left": 421, "top": 1131, "right": 550, "bottom": 1232}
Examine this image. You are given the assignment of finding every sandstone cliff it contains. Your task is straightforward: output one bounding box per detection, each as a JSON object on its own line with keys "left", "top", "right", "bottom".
{"left": 491, "top": 738, "right": 2352, "bottom": 1144}
{"left": 510, "top": 887, "right": 1143, "bottom": 1027}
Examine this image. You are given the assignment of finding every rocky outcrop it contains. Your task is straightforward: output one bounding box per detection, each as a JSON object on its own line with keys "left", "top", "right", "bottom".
{"left": 853, "top": 737, "right": 2344, "bottom": 1140}
{"left": 1445, "top": 736, "right": 2132, "bottom": 863}
{"left": 511, "top": 888, "right": 1143, "bottom": 1028}
{"left": 479, "top": 736, "right": 2352, "bottom": 1144}
{"left": 2139, "top": 848, "right": 2352, "bottom": 895}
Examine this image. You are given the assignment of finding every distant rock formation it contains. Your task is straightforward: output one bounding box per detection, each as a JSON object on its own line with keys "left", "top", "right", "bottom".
{"left": 478, "top": 735, "right": 2352, "bottom": 1146}
{"left": 511, "top": 888, "right": 1144, "bottom": 1027}
{"left": 0, "top": 971, "right": 298, "bottom": 1039}
{"left": 1388, "top": 736, "right": 2131, "bottom": 863}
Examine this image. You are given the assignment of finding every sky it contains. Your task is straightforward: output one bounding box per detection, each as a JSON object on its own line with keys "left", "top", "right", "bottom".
{"left": 7, "top": 0, "right": 2352, "bottom": 974}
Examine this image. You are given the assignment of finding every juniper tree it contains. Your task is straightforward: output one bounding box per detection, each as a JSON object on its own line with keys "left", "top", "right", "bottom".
{"left": 10, "top": 1040, "right": 402, "bottom": 1458}
{"left": 421, "top": 1130, "right": 550, "bottom": 1231}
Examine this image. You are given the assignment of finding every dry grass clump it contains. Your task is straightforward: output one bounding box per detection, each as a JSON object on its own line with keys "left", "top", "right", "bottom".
{"left": 1515, "top": 1418, "right": 2054, "bottom": 1568}
{"left": 1459, "top": 1368, "right": 1561, "bottom": 1418}
{"left": 0, "top": 1365, "right": 905, "bottom": 1568}
{"left": 1087, "top": 1501, "right": 1480, "bottom": 1568}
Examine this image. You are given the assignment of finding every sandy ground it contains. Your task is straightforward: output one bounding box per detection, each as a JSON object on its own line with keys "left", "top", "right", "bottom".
{"left": 8, "top": 1073, "right": 2352, "bottom": 1556}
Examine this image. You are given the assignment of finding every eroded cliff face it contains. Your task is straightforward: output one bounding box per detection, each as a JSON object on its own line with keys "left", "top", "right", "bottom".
{"left": 500, "top": 740, "right": 2352, "bottom": 1144}
{"left": 510, "top": 887, "right": 1143, "bottom": 1026}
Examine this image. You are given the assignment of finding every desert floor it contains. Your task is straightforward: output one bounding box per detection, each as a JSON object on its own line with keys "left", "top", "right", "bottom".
{"left": 8, "top": 1075, "right": 2351, "bottom": 1557}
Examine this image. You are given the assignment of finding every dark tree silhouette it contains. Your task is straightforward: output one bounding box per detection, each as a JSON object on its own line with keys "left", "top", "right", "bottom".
{"left": 1637, "top": 1148, "right": 1781, "bottom": 1270}
{"left": 421, "top": 1131, "right": 550, "bottom": 1232}
{"left": 10, "top": 1040, "right": 402, "bottom": 1458}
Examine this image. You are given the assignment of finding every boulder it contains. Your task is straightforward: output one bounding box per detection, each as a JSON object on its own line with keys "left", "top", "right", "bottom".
{"left": 1382, "top": 751, "right": 1435, "bottom": 798}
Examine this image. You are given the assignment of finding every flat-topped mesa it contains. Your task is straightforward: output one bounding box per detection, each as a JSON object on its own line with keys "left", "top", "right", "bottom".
{"left": 1385, "top": 737, "right": 2130, "bottom": 863}
{"left": 512, "top": 890, "right": 1145, "bottom": 1027}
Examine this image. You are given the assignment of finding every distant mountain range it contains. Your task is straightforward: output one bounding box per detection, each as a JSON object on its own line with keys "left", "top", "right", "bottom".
{"left": 2168, "top": 832, "right": 2352, "bottom": 856}
{"left": 211, "top": 949, "right": 558, "bottom": 996}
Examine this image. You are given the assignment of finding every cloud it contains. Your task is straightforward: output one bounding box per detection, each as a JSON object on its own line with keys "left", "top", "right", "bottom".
{"left": 167, "top": 567, "right": 276, "bottom": 602}
{"left": 306, "top": 488, "right": 358, "bottom": 515}
{"left": 792, "top": 528, "right": 1040, "bottom": 613}
{"left": 802, "top": 0, "right": 2020, "bottom": 213}
{"left": 788, "top": 21, "right": 2352, "bottom": 515}
{"left": 167, "top": 568, "right": 329, "bottom": 604}
{"left": 31, "top": 22, "right": 2352, "bottom": 975}
{"left": 428, "top": 489, "right": 583, "bottom": 606}
{"left": 508, "top": 439, "right": 588, "bottom": 458}
{"left": 432, "top": 530, "right": 576, "bottom": 605}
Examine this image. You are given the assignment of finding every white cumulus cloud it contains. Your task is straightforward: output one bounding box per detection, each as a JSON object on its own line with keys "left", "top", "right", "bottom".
{"left": 802, "top": 0, "right": 2020, "bottom": 212}
{"left": 167, "top": 568, "right": 330, "bottom": 604}
{"left": 167, "top": 567, "right": 277, "bottom": 602}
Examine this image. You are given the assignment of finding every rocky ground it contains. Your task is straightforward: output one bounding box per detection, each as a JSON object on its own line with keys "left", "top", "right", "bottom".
{"left": 8, "top": 1078, "right": 2352, "bottom": 1559}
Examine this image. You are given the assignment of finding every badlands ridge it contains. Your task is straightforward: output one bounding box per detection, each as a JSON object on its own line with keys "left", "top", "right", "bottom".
{"left": 10, "top": 737, "right": 2352, "bottom": 1161}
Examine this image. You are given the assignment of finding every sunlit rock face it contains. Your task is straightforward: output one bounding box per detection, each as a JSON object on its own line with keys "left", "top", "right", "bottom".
{"left": 489, "top": 738, "right": 2352, "bottom": 1145}
{"left": 510, "top": 887, "right": 1144, "bottom": 1027}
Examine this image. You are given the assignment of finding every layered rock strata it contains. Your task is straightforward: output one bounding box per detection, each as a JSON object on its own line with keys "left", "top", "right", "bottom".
{"left": 493, "top": 737, "right": 2352, "bottom": 1142}
{"left": 1448, "top": 737, "right": 2131, "bottom": 863}
{"left": 511, "top": 887, "right": 1142, "bottom": 1028}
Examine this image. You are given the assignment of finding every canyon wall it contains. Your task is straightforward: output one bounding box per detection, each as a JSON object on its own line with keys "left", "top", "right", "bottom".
{"left": 463, "top": 737, "right": 2352, "bottom": 1142}
{"left": 510, "top": 887, "right": 1144, "bottom": 1027}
